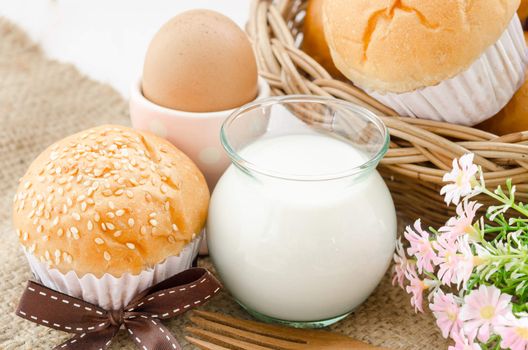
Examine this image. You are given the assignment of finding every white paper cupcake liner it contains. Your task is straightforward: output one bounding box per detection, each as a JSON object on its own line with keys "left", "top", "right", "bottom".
{"left": 369, "top": 14, "right": 528, "bottom": 126}
{"left": 23, "top": 235, "right": 202, "bottom": 310}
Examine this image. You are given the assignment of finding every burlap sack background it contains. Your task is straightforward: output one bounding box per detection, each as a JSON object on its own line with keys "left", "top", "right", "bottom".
{"left": 0, "top": 18, "right": 449, "bottom": 349}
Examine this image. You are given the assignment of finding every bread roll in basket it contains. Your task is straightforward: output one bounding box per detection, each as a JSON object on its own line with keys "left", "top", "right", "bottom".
{"left": 246, "top": 0, "right": 528, "bottom": 227}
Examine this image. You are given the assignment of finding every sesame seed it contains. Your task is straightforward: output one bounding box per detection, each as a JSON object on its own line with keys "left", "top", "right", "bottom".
{"left": 160, "top": 185, "right": 169, "bottom": 193}
{"left": 149, "top": 219, "right": 158, "bottom": 227}
{"left": 43, "top": 235, "right": 49, "bottom": 241}
{"left": 22, "top": 232, "right": 29, "bottom": 241}
{"left": 57, "top": 228, "right": 64, "bottom": 237}
{"left": 113, "top": 231, "right": 122, "bottom": 237}
{"left": 37, "top": 225, "right": 43, "bottom": 233}
{"left": 70, "top": 227, "right": 79, "bottom": 240}
{"left": 24, "top": 181, "right": 32, "bottom": 189}
{"left": 54, "top": 249, "right": 61, "bottom": 258}
{"left": 107, "top": 212, "right": 115, "bottom": 219}
{"left": 72, "top": 212, "right": 81, "bottom": 221}
{"left": 168, "top": 235, "right": 175, "bottom": 244}
{"left": 94, "top": 238, "right": 104, "bottom": 245}
{"left": 172, "top": 224, "right": 179, "bottom": 231}
{"left": 140, "top": 226, "right": 147, "bottom": 235}
{"left": 108, "top": 201, "right": 115, "bottom": 210}
{"left": 126, "top": 243, "right": 135, "bottom": 250}
{"left": 94, "top": 213, "right": 100, "bottom": 222}
{"left": 149, "top": 212, "right": 157, "bottom": 217}
{"left": 103, "top": 251, "right": 111, "bottom": 261}
{"left": 128, "top": 218, "right": 135, "bottom": 227}
{"left": 101, "top": 223, "right": 107, "bottom": 231}
{"left": 81, "top": 202, "right": 87, "bottom": 212}
{"left": 50, "top": 217, "right": 59, "bottom": 227}
{"left": 106, "top": 223, "right": 115, "bottom": 230}
{"left": 45, "top": 250, "right": 51, "bottom": 260}
{"left": 66, "top": 197, "right": 73, "bottom": 207}
{"left": 115, "top": 209, "right": 125, "bottom": 217}
{"left": 87, "top": 221, "right": 93, "bottom": 231}
{"left": 126, "top": 190, "right": 134, "bottom": 198}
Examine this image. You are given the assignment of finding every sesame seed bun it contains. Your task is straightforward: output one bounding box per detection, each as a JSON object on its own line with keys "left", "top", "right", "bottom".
{"left": 13, "top": 125, "right": 209, "bottom": 277}
{"left": 323, "top": 0, "right": 520, "bottom": 93}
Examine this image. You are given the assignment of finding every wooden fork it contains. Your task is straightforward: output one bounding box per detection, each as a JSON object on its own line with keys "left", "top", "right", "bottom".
{"left": 185, "top": 310, "right": 390, "bottom": 350}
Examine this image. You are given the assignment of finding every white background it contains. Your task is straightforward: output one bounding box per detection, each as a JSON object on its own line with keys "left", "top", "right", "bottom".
{"left": 0, "top": 0, "right": 249, "bottom": 97}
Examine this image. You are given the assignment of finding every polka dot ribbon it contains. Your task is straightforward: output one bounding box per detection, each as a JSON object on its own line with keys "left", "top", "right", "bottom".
{"left": 16, "top": 267, "right": 222, "bottom": 350}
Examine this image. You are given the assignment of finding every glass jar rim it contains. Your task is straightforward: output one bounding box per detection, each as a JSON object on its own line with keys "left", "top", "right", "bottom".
{"left": 220, "top": 95, "right": 390, "bottom": 181}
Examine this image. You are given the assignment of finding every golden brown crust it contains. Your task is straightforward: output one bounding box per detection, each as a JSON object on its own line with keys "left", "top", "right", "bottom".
{"left": 477, "top": 34, "right": 528, "bottom": 135}
{"left": 302, "top": 0, "right": 345, "bottom": 78}
{"left": 323, "top": 0, "right": 520, "bottom": 93}
{"left": 13, "top": 125, "right": 209, "bottom": 277}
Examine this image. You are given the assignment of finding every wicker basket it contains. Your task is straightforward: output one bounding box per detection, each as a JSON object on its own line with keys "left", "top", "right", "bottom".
{"left": 246, "top": 0, "right": 528, "bottom": 228}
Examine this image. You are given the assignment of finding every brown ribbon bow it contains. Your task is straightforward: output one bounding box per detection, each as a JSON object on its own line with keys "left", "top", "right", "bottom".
{"left": 16, "top": 267, "right": 221, "bottom": 350}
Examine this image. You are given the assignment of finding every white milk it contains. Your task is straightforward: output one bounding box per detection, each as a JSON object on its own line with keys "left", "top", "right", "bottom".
{"left": 207, "top": 134, "right": 396, "bottom": 322}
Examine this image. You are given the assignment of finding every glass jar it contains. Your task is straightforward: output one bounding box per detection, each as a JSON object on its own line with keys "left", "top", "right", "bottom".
{"left": 207, "top": 96, "right": 396, "bottom": 328}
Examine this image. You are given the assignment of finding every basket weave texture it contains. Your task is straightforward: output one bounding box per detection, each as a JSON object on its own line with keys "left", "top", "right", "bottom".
{"left": 246, "top": 0, "right": 528, "bottom": 227}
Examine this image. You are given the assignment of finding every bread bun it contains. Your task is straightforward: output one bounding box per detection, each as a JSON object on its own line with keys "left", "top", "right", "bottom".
{"left": 519, "top": 0, "right": 528, "bottom": 23}
{"left": 13, "top": 125, "right": 209, "bottom": 277}
{"left": 323, "top": 0, "right": 520, "bottom": 93}
{"left": 477, "top": 33, "right": 528, "bottom": 135}
{"left": 302, "top": 0, "right": 344, "bottom": 78}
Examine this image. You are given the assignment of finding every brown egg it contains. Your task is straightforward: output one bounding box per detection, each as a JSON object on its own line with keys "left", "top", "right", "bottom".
{"left": 142, "top": 10, "right": 258, "bottom": 112}
{"left": 476, "top": 32, "right": 528, "bottom": 135}
{"left": 302, "top": 0, "right": 344, "bottom": 79}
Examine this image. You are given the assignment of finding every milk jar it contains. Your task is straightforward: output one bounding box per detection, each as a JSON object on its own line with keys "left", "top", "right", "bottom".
{"left": 207, "top": 96, "right": 397, "bottom": 328}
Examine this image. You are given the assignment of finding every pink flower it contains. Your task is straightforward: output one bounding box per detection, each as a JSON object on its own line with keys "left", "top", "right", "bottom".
{"left": 496, "top": 317, "right": 528, "bottom": 350}
{"left": 392, "top": 238, "right": 408, "bottom": 288}
{"left": 441, "top": 154, "right": 479, "bottom": 206}
{"left": 433, "top": 235, "right": 462, "bottom": 285}
{"left": 455, "top": 237, "right": 475, "bottom": 288}
{"left": 432, "top": 235, "right": 474, "bottom": 287}
{"left": 459, "top": 285, "right": 513, "bottom": 343}
{"left": 440, "top": 201, "right": 482, "bottom": 242}
{"left": 430, "top": 291, "right": 463, "bottom": 338}
{"left": 405, "top": 264, "right": 426, "bottom": 313}
{"left": 404, "top": 219, "right": 435, "bottom": 273}
{"left": 449, "top": 329, "right": 482, "bottom": 350}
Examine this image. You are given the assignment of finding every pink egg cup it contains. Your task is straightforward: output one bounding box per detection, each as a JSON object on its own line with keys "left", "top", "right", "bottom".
{"left": 129, "top": 77, "right": 270, "bottom": 190}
